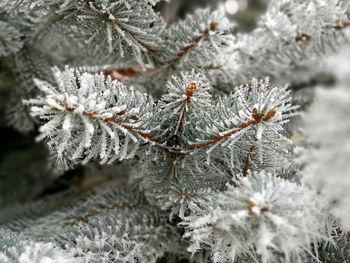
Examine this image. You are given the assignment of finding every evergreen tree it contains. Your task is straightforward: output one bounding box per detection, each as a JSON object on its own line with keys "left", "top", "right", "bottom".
{"left": 0, "top": 0, "right": 350, "bottom": 262}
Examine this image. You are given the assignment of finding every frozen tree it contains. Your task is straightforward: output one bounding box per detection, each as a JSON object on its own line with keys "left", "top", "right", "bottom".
{"left": 0, "top": 0, "right": 350, "bottom": 262}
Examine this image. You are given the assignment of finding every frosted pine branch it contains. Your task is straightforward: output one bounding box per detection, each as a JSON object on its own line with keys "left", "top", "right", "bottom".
{"left": 189, "top": 79, "right": 297, "bottom": 173}
{"left": 74, "top": 0, "right": 163, "bottom": 64}
{"left": 27, "top": 67, "right": 155, "bottom": 165}
{"left": 155, "top": 71, "right": 212, "bottom": 147}
{"left": 159, "top": 9, "right": 233, "bottom": 68}
{"left": 228, "top": 0, "right": 350, "bottom": 86}
{"left": 62, "top": 220, "right": 179, "bottom": 263}
{"left": 154, "top": 8, "right": 235, "bottom": 91}
{"left": 183, "top": 172, "right": 327, "bottom": 263}
{"left": 155, "top": 184, "right": 216, "bottom": 220}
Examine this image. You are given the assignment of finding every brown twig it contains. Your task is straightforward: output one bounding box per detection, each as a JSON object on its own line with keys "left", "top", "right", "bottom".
{"left": 242, "top": 145, "right": 255, "bottom": 177}
{"left": 65, "top": 202, "right": 147, "bottom": 226}
{"left": 191, "top": 107, "right": 277, "bottom": 151}
{"left": 174, "top": 82, "right": 197, "bottom": 135}
{"left": 62, "top": 102, "right": 160, "bottom": 143}
{"left": 103, "top": 65, "right": 158, "bottom": 81}
{"left": 100, "top": 9, "right": 156, "bottom": 53}
{"left": 169, "top": 21, "right": 219, "bottom": 68}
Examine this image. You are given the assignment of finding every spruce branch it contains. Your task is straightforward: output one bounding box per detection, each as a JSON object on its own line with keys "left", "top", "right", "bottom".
{"left": 166, "top": 19, "right": 219, "bottom": 68}
{"left": 242, "top": 145, "right": 255, "bottom": 177}
{"left": 160, "top": 8, "right": 233, "bottom": 67}
{"left": 155, "top": 71, "right": 212, "bottom": 147}
{"left": 229, "top": 0, "right": 350, "bottom": 86}
{"left": 65, "top": 223, "right": 179, "bottom": 263}
{"left": 65, "top": 8, "right": 236, "bottom": 95}
{"left": 190, "top": 106, "right": 278, "bottom": 150}
{"left": 74, "top": 0, "right": 163, "bottom": 63}
{"left": 155, "top": 184, "right": 217, "bottom": 220}
{"left": 183, "top": 172, "right": 328, "bottom": 263}
{"left": 188, "top": 79, "right": 297, "bottom": 171}
{"left": 0, "top": 0, "right": 56, "bottom": 15}
{"left": 64, "top": 198, "right": 148, "bottom": 226}
{"left": 26, "top": 67, "right": 156, "bottom": 165}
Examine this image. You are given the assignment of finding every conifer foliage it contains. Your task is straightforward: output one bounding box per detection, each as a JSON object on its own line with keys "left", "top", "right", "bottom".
{"left": 1, "top": 0, "right": 350, "bottom": 262}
